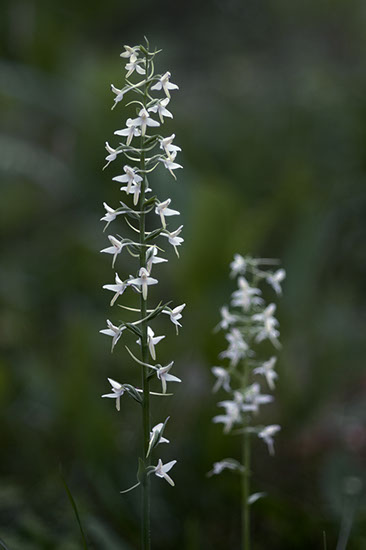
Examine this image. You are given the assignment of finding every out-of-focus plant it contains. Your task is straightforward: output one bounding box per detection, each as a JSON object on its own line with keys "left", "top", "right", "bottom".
{"left": 99, "top": 38, "right": 184, "bottom": 550}
{"left": 209, "top": 254, "right": 286, "bottom": 549}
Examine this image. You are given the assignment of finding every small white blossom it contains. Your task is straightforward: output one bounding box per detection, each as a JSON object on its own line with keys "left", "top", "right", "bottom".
{"left": 102, "top": 378, "right": 125, "bottom": 411}
{"left": 100, "top": 320, "right": 125, "bottom": 351}
{"left": 113, "top": 165, "right": 142, "bottom": 194}
{"left": 151, "top": 71, "right": 179, "bottom": 98}
{"left": 145, "top": 326, "right": 165, "bottom": 360}
{"left": 148, "top": 97, "right": 173, "bottom": 123}
{"left": 217, "top": 305, "right": 238, "bottom": 331}
{"left": 213, "top": 396, "right": 243, "bottom": 433}
{"left": 266, "top": 268, "right": 286, "bottom": 295}
{"left": 114, "top": 118, "right": 141, "bottom": 146}
{"left": 212, "top": 366, "right": 231, "bottom": 393}
{"left": 130, "top": 107, "right": 160, "bottom": 137}
{"left": 146, "top": 246, "right": 168, "bottom": 273}
{"left": 219, "top": 328, "right": 249, "bottom": 367}
{"left": 258, "top": 425, "right": 281, "bottom": 455}
{"left": 129, "top": 267, "right": 158, "bottom": 300}
{"left": 153, "top": 459, "right": 177, "bottom": 486}
{"left": 100, "top": 202, "right": 124, "bottom": 230}
{"left": 253, "top": 357, "right": 278, "bottom": 390}
{"left": 111, "top": 84, "right": 129, "bottom": 109}
{"left": 161, "top": 150, "right": 183, "bottom": 179}
{"left": 244, "top": 383, "right": 273, "bottom": 414}
{"left": 125, "top": 57, "right": 145, "bottom": 78}
{"left": 100, "top": 235, "right": 127, "bottom": 268}
{"left": 120, "top": 45, "right": 139, "bottom": 60}
{"left": 231, "top": 277, "right": 262, "bottom": 311}
{"left": 104, "top": 142, "right": 121, "bottom": 168}
{"left": 208, "top": 458, "right": 244, "bottom": 476}
{"left": 163, "top": 303, "right": 186, "bottom": 333}
{"left": 147, "top": 422, "right": 170, "bottom": 457}
{"left": 103, "top": 273, "right": 129, "bottom": 306}
{"left": 162, "top": 225, "right": 184, "bottom": 256}
{"left": 156, "top": 362, "right": 181, "bottom": 394}
{"left": 252, "top": 303, "right": 280, "bottom": 348}
{"left": 155, "top": 199, "right": 180, "bottom": 228}
{"left": 159, "top": 134, "right": 181, "bottom": 159}
{"left": 230, "top": 254, "right": 246, "bottom": 277}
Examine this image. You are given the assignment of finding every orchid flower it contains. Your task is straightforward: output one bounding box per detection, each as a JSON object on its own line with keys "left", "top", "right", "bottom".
{"left": 130, "top": 107, "right": 160, "bottom": 137}
{"left": 103, "top": 273, "right": 129, "bottom": 306}
{"left": 102, "top": 378, "right": 126, "bottom": 411}
{"left": 153, "top": 459, "right": 177, "bottom": 486}
{"left": 156, "top": 362, "right": 181, "bottom": 394}
{"left": 114, "top": 118, "right": 141, "bottom": 146}
{"left": 129, "top": 267, "right": 158, "bottom": 300}
{"left": 148, "top": 97, "right": 173, "bottom": 123}
{"left": 155, "top": 199, "right": 180, "bottom": 228}
{"left": 163, "top": 304, "right": 186, "bottom": 333}
{"left": 100, "top": 320, "right": 125, "bottom": 352}
{"left": 151, "top": 71, "right": 179, "bottom": 98}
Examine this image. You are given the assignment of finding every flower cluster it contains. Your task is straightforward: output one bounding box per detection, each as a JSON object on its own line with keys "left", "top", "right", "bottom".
{"left": 100, "top": 40, "right": 184, "bottom": 492}
{"left": 210, "top": 254, "right": 285, "bottom": 497}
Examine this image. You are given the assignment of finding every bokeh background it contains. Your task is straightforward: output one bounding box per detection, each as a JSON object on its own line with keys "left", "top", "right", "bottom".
{"left": 1, "top": 1, "right": 366, "bottom": 548}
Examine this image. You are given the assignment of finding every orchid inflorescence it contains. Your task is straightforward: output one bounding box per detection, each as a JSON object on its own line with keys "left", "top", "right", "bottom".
{"left": 210, "top": 253, "right": 285, "bottom": 547}
{"left": 99, "top": 40, "right": 183, "bottom": 533}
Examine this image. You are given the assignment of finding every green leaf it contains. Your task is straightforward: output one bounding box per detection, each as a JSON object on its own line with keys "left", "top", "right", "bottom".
{"left": 60, "top": 469, "right": 89, "bottom": 550}
{"left": 0, "top": 538, "right": 10, "bottom": 550}
{"left": 124, "top": 322, "right": 142, "bottom": 338}
{"left": 124, "top": 384, "right": 143, "bottom": 404}
{"left": 145, "top": 228, "right": 164, "bottom": 242}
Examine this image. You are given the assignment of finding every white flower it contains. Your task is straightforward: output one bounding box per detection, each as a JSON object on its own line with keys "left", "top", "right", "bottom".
{"left": 148, "top": 97, "right": 173, "bottom": 123}
{"left": 258, "top": 425, "right": 281, "bottom": 455}
{"left": 100, "top": 202, "right": 124, "bottom": 230}
{"left": 163, "top": 303, "right": 186, "bottom": 333}
{"left": 111, "top": 84, "right": 128, "bottom": 109}
{"left": 213, "top": 395, "right": 243, "bottom": 433}
{"left": 161, "top": 150, "right": 183, "bottom": 179}
{"left": 130, "top": 107, "right": 160, "bottom": 137}
{"left": 156, "top": 361, "right": 181, "bottom": 394}
{"left": 244, "top": 383, "right": 273, "bottom": 414}
{"left": 162, "top": 225, "right": 184, "bottom": 256}
{"left": 142, "top": 326, "right": 165, "bottom": 361}
{"left": 114, "top": 118, "right": 141, "bottom": 146}
{"left": 231, "top": 276, "right": 262, "bottom": 311}
{"left": 212, "top": 366, "right": 231, "bottom": 393}
{"left": 112, "top": 165, "right": 142, "bottom": 194}
{"left": 219, "top": 328, "right": 249, "bottom": 367}
{"left": 100, "top": 235, "right": 127, "bottom": 268}
{"left": 153, "top": 458, "right": 177, "bottom": 486}
{"left": 230, "top": 254, "right": 246, "bottom": 277}
{"left": 253, "top": 356, "right": 278, "bottom": 390}
{"left": 266, "top": 268, "right": 286, "bottom": 295}
{"left": 146, "top": 246, "right": 168, "bottom": 273}
{"left": 103, "top": 273, "right": 129, "bottom": 306}
{"left": 125, "top": 57, "right": 145, "bottom": 78}
{"left": 147, "top": 422, "right": 170, "bottom": 457}
{"left": 104, "top": 142, "right": 121, "bottom": 168}
{"left": 120, "top": 45, "right": 139, "bottom": 60}
{"left": 102, "top": 378, "right": 125, "bottom": 411}
{"left": 155, "top": 199, "right": 180, "bottom": 228}
{"left": 100, "top": 320, "right": 125, "bottom": 352}
{"left": 208, "top": 458, "right": 244, "bottom": 476}
{"left": 129, "top": 267, "right": 158, "bottom": 300}
{"left": 217, "top": 305, "right": 237, "bottom": 331}
{"left": 252, "top": 303, "right": 280, "bottom": 348}
{"left": 159, "top": 134, "right": 181, "bottom": 159}
{"left": 151, "top": 71, "right": 179, "bottom": 98}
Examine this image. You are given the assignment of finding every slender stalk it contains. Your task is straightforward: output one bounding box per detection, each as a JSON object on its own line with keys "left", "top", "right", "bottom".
{"left": 139, "top": 51, "right": 151, "bottom": 550}
{"left": 241, "top": 359, "right": 250, "bottom": 550}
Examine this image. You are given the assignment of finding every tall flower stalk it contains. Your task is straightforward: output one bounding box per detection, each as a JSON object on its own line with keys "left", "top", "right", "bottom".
{"left": 209, "top": 254, "right": 286, "bottom": 550}
{"left": 100, "top": 39, "right": 184, "bottom": 549}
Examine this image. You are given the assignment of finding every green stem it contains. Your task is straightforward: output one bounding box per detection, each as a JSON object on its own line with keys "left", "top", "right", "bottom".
{"left": 241, "top": 360, "right": 250, "bottom": 550}
{"left": 139, "top": 51, "right": 151, "bottom": 550}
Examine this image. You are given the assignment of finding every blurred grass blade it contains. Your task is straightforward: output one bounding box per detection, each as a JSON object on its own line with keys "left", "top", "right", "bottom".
{"left": 60, "top": 472, "right": 89, "bottom": 549}
{"left": 323, "top": 531, "right": 327, "bottom": 550}
{"left": 0, "top": 539, "right": 10, "bottom": 550}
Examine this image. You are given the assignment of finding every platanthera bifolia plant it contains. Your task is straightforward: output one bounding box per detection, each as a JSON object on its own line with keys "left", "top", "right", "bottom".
{"left": 209, "top": 254, "right": 286, "bottom": 550}
{"left": 99, "top": 39, "right": 184, "bottom": 549}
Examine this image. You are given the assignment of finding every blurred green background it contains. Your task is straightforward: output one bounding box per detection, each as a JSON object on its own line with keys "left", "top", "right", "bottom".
{"left": 1, "top": 0, "right": 366, "bottom": 548}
